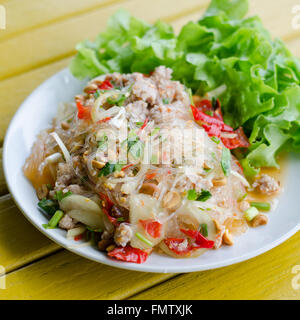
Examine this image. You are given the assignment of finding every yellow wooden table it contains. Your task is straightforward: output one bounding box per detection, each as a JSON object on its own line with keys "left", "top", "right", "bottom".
{"left": 0, "top": 0, "right": 299, "bottom": 300}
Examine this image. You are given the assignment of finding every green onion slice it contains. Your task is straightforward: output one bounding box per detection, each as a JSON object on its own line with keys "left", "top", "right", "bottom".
{"left": 244, "top": 207, "right": 259, "bottom": 221}
{"left": 250, "top": 202, "right": 271, "bottom": 212}
{"left": 43, "top": 210, "right": 64, "bottom": 229}
{"left": 135, "top": 232, "right": 153, "bottom": 247}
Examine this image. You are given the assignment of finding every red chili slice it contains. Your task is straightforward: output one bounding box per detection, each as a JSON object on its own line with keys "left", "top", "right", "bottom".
{"left": 97, "top": 117, "right": 111, "bottom": 124}
{"left": 98, "top": 80, "right": 114, "bottom": 90}
{"left": 180, "top": 228, "right": 214, "bottom": 248}
{"left": 76, "top": 101, "right": 91, "bottom": 120}
{"left": 221, "top": 127, "right": 250, "bottom": 149}
{"left": 98, "top": 192, "right": 114, "bottom": 211}
{"left": 74, "top": 233, "right": 84, "bottom": 241}
{"left": 108, "top": 245, "right": 149, "bottom": 264}
{"left": 139, "top": 219, "right": 162, "bottom": 238}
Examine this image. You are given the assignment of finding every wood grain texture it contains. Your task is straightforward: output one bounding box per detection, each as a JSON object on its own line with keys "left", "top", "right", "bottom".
{"left": 0, "top": 250, "right": 174, "bottom": 300}
{"left": 0, "top": 194, "right": 60, "bottom": 273}
{"left": 0, "top": 0, "right": 126, "bottom": 41}
{"left": 131, "top": 231, "right": 300, "bottom": 300}
{"left": 0, "top": 0, "right": 208, "bottom": 81}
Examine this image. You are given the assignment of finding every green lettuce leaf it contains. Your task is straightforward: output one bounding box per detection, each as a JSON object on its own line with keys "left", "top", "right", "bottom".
{"left": 69, "top": 0, "right": 300, "bottom": 173}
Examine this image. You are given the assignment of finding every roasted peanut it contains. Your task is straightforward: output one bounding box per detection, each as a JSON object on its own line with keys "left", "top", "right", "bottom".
{"left": 213, "top": 219, "right": 222, "bottom": 233}
{"left": 162, "top": 191, "right": 181, "bottom": 211}
{"left": 114, "top": 170, "right": 125, "bottom": 178}
{"left": 84, "top": 83, "right": 98, "bottom": 93}
{"left": 92, "top": 160, "right": 106, "bottom": 169}
{"left": 222, "top": 229, "right": 234, "bottom": 245}
{"left": 139, "top": 183, "right": 158, "bottom": 196}
{"left": 61, "top": 121, "right": 70, "bottom": 130}
{"left": 251, "top": 214, "right": 268, "bottom": 227}
{"left": 212, "top": 177, "right": 227, "bottom": 187}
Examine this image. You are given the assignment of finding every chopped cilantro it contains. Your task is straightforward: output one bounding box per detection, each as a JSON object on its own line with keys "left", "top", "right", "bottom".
{"left": 187, "top": 189, "right": 212, "bottom": 202}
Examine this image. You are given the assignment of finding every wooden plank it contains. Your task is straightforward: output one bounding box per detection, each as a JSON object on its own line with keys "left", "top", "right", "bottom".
{"left": 0, "top": 250, "right": 174, "bottom": 299}
{"left": 0, "top": 0, "right": 127, "bottom": 41}
{"left": 0, "top": 58, "right": 70, "bottom": 141}
{"left": 0, "top": 194, "right": 60, "bottom": 273}
{"left": 131, "top": 231, "right": 300, "bottom": 300}
{"left": 0, "top": 0, "right": 209, "bottom": 81}
{"left": 0, "top": 0, "right": 298, "bottom": 82}
{"left": 0, "top": 148, "right": 8, "bottom": 195}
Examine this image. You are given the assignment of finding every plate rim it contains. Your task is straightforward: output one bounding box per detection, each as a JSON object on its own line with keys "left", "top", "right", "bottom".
{"left": 3, "top": 67, "right": 300, "bottom": 273}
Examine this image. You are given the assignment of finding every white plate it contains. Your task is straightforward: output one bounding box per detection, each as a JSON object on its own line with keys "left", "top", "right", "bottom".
{"left": 3, "top": 68, "right": 300, "bottom": 273}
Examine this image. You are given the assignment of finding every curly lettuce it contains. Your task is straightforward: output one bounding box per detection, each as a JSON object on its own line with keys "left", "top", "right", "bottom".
{"left": 70, "top": 0, "right": 300, "bottom": 174}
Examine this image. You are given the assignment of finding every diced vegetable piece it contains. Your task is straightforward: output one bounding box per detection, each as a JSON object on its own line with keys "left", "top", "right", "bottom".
{"left": 250, "top": 202, "right": 271, "bottom": 212}
{"left": 108, "top": 245, "right": 149, "bottom": 264}
{"left": 76, "top": 101, "right": 91, "bottom": 120}
{"left": 66, "top": 226, "right": 86, "bottom": 240}
{"left": 60, "top": 194, "right": 105, "bottom": 229}
{"left": 130, "top": 194, "right": 165, "bottom": 250}
{"left": 43, "top": 210, "right": 64, "bottom": 229}
{"left": 139, "top": 219, "right": 162, "bottom": 238}
{"left": 244, "top": 207, "right": 259, "bottom": 221}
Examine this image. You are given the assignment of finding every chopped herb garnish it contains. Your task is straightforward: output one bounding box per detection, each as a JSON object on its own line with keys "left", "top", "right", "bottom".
{"left": 129, "top": 139, "right": 144, "bottom": 159}
{"left": 238, "top": 193, "right": 248, "bottom": 202}
{"left": 53, "top": 190, "right": 72, "bottom": 201}
{"left": 187, "top": 189, "right": 212, "bottom": 202}
{"left": 135, "top": 122, "right": 144, "bottom": 128}
{"left": 211, "top": 136, "right": 220, "bottom": 144}
{"left": 42, "top": 210, "right": 64, "bottom": 229}
{"left": 117, "top": 217, "right": 125, "bottom": 222}
{"left": 106, "top": 93, "right": 127, "bottom": 106}
{"left": 98, "top": 162, "right": 124, "bottom": 176}
{"left": 221, "top": 147, "right": 231, "bottom": 176}
{"left": 199, "top": 224, "right": 208, "bottom": 237}
{"left": 94, "top": 90, "right": 101, "bottom": 99}
{"left": 46, "top": 184, "right": 53, "bottom": 190}
{"left": 162, "top": 98, "right": 170, "bottom": 104}
{"left": 38, "top": 198, "right": 59, "bottom": 216}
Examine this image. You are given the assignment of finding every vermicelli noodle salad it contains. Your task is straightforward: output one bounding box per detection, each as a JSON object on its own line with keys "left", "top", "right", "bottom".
{"left": 24, "top": 66, "right": 280, "bottom": 263}
{"left": 23, "top": 0, "right": 299, "bottom": 264}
